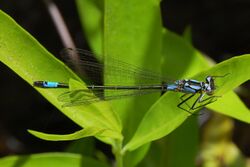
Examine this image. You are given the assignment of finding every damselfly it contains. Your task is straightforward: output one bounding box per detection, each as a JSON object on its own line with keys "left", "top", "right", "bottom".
{"left": 34, "top": 48, "right": 226, "bottom": 114}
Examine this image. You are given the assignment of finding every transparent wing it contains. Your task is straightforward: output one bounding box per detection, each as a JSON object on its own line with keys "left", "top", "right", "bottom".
{"left": 61, "top": 48, "right": 172, "bottom": 85}
{"left": 58, "top": 88, "right": 162, "bottom": 107}
{"left": 58, "top": 48, "right": 172, "bottom": 106}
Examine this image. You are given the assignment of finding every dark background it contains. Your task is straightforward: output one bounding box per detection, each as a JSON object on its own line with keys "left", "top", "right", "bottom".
{"left": 0, "top": 0, "right": 249, "bottom": 158}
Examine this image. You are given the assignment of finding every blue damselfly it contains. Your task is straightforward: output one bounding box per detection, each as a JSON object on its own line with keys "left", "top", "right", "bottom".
{"left": 34, "top": 48, "right": 227, "bottom": 113}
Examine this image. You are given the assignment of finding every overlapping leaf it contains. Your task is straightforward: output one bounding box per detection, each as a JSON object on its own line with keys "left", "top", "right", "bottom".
{"left": 0, "top": 10, "right": 122, "bottom": 147}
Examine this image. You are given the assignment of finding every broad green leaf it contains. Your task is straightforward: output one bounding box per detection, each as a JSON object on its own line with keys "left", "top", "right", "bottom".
{"left": 123, "top": 91, "right": 190, "bottom": 152}
{"left": 140, "top": 30, "right": 200, "bottom": 167}
{"left": 163, "top": 30, "right": 249, "bottom": 121}
{"left": 104, "top": 0, "right": 162, "bottom": 143}
{"left": 208, "top": 90, "right": 249, "bottom": 121}
{"left": 103, "top": 0, "right": 162, "bottom": 166}
{"left": 196, "top": 56, "right": 250, "bottom": 121}
{"left": 76, "top": 0, "right": 103, "bottom": 56}
{"left": 137, "top": 31, "right": 200, "bottom": 167}
{"left": 0, "top": 10, "right": 122, "bottom": 146}
{"left": 123, "top": 30, "right": 207, "bottom": 152}
{"left": 124, "top": 55, "right": 250, "bottom": 151}
{"left": 0, "top": 153, "right": 110, "bottom": 167}
{"left": 124, "top": 30, "right": 250, "bottom": 152}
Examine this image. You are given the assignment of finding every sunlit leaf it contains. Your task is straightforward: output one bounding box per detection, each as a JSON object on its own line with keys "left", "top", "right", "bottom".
{"left": 0, "top": 153, "right": 110, "bottom": 167}
{"left": 0, "top": 10, "right": 122, "bottom": 147}
{"left": 124, "top": 31, "right": 250, "bottom": 152}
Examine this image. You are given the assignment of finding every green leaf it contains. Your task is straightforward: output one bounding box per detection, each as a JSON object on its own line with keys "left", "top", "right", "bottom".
{"left": 28, "top": 126, "right": 119, "bottom": 141}
{"left": 208, "top": 91, "right": 249, "bottom": 121}
{"left": 198, "top": 57, "right": 250, "bottom": 122}
{"left": 0, "top": 153, "right": 110, "bottom": 167}
{"left": 28, "top": 129, "right": 93, "bottom": 141}
{"left": 123, "top": 92, "right": 189, "bottom": 152}
{"left": 123, "top": 30, "right": 206, "bottom": 152}
{"left": 124, "top": 30, "right": 250, "bottom": 152}
{"left": 162, "top": 30, "right": 250, "bottom": 122}
{"left": 104, "top": 0, "right": 162, "bottom": 144}
{"left": 103, "top": 0, "right": 163, "bottom": 165}
{"left": 163, "top": 30, "right": 250, "bottom": 122}
{"left": 76, "top": 0, "right": 103, "bottom": 56}
{"left": 0, "top": 10, "right": 122, "bottom": 146}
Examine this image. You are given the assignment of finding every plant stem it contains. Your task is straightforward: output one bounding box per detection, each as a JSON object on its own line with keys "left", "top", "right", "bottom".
{"left": 113, "top": 141, "right": 123, "bottom": 167}
{"left": 115, "top": 151, "right": 123, "bottom": 167}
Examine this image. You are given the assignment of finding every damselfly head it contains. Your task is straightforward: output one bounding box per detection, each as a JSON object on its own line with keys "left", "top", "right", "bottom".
{"left": 205, "top": 76, "right": 215, "bottom": 95}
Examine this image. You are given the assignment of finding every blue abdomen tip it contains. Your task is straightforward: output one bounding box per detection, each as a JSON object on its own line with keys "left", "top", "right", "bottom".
{"left": 45, "top": 81, "right": 59, "bottom": 88}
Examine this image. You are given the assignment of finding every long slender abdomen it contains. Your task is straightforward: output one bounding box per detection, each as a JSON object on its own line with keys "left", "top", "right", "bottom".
{"left": 33, "top": 81, "right": 69, "bottom": 88}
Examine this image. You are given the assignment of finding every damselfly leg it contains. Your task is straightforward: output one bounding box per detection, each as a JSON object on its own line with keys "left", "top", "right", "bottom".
{"left": 191, "top": 95, "right": 218, "bottom": 110}
{"left": 177, "top": 93, "right": 221, "bottom": 114}
{"left": 178, "top": 94, "right": 196, "bottom": 114}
